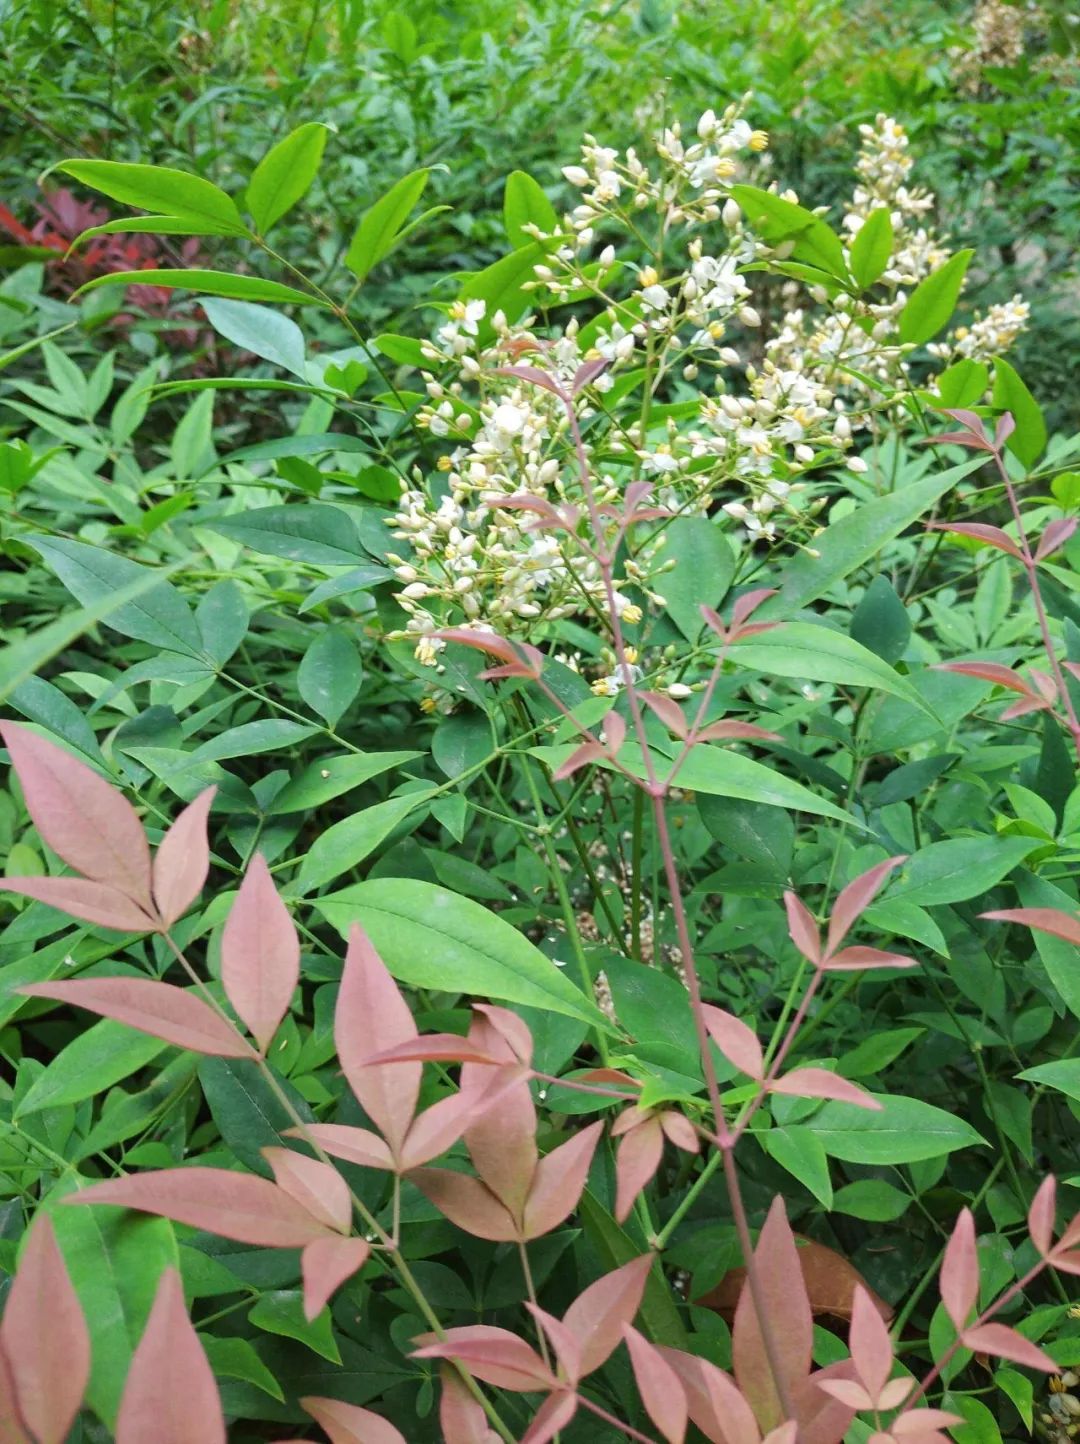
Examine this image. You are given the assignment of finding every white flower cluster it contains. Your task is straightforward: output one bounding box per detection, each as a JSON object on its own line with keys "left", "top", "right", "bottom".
{"left": 385, "top": 105, "right": 1027, "bottom": 685}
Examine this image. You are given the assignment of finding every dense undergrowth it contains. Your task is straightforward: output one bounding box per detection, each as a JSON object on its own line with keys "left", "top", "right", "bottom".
{"left": 1, "top": 1, "right": 1080, "bottom": 1442}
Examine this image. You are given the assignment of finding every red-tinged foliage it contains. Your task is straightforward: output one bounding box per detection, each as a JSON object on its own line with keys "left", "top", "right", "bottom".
{"left": 263, "top": 1146, "right": 351, "bottom": 1232}
{"left": 301, "top": 1396, "right": 407, "bottom": 1444}
{"left": 770, "top": 1068, "right": 881, "bottom": 1109}
{"left": 702, "top": 1004, "right": 764, "bottom": 1080}
{"left": 300, "top": 1236, "right": 371, "bottom": 1321}
{"left": 926, "top": 521, "right": 1023, "bottom": 559}
{"left": 783, "top": 891, "right": 822, "bottom": 964}
{"left": 553, "top": 740, "right": 604, "bottom": 780}
{"left": 221, "top": 852, "right": 299, "bottom": 1052}
{"left": 115, "top": 1270, "right": 224, "bottom": 1444}
{"left": 641, "top": 690, "right": 690, "bottom": 738}
{"left": 1037, "top": 516, "right": 1078, "bottom": 561}
{"left": 562, "top": 1255, "right": 654, "bottom": 1377}
{"left": 733, "top": 1198, "right": 813, "bottom": 1432}
{"left": 940, "top": 1208, "right": 978, "bottom": 1331}
{"left": 527, "top": 1304, "right": 582, "bottom": 1383}
{"left": 18, "top": 977, "right": 254, "bottom": 1058}
{"left": 960, "top": 1323, "right": 1055, "bottom": 1371}
{"left": 0, "top": 722, "right": 153, "bottom": 910}
{"left": 336, "top": 925, "right": 422, "bottom": 1160}
{"left": 439, "top": 1367, "right": 502, "bottom": 1444}
{"left": 982, "top": 906, "right": 1080, "bottom": 946}
{"left": 623, "top": 1325, "right": 688, "bottom": 1444}
{"left": 0, "top": 876, "right": 157, "bottom": 933}
{"left": 0, "top": 1346, "right": 32, "bottom": 1444}
{"left": 519, "top": 1390, "right": 578, "bottom": 1444}
{"left": 1029, "top": 1175, "right": 1058, "bottom": 1255}
{"left": 412, "top": 1326, "right": 557, "bottom": 1392}
{"left": 66, "top": 1166, "right": 335, "bottom": 1247}
{"left": 151, "top": 786, "right": 216, "bottom": 928}
{"left": 825, "top": 857, "right": 906, "bottom": 956}
{"left": 292, "top": 1123, "right": 395, "bottom": 1171}
{"left": 435, "top": 629, "right": 544, "bottom": 679}
{"left": 521, "top": 1120, "right": 603, "bottom": 1238}
{"left": 614, "top": 1112, "right": 665, "bottom": 1222}
{"left": 0, "top": 1216, "right": 89, "bottom": 1444}
{"left": 410, "top": 1168, "right": 519, "bottom": 1241}
{"left": 658, "top": 1348, "right": 760, "bottom": 1444}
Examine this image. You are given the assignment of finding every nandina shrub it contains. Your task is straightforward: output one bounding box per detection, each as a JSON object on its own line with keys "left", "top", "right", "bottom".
{"left": 2, "top": 98, "right": 1080, "bottom": 1444}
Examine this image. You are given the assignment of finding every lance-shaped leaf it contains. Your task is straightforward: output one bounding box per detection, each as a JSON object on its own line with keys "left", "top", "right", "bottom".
{"left": 527, "top": 1305, "right": 582, "bottom": 1384}
{"left": 462, "top": 1018, "right": 537, "bottom": 1222}
{"left": 0, "top": 1216, "right": 89, "bottom": 1444}
{"left": 1037, "top": 517, "right": 1078, "bottom": 562}
{"left": 982, "top": 907, "right": 1080, "bottom": 947}
{"left": 659, "top": 1348, "right": 760, "bottom": 1444}
{"left": 848, "top": 1285, "right": 894, "bottom": 1404}
{"left": 302, "top": 1396, "right": 406, "bottom": 1444}
{"left": 400, "top": 1089, "right": 498, "bottom": 1171}
{"left": 301, "top": 1237, "right": 370, "bottom": 1322}
{"left": 435, "top": 628, "right": 543, "bottom": 679}
{"left": 1029, "top": 1175, "right": 1057, "bottom": 1255}
{"left": 1, "top": 721, "right": 153, "bottom": 908}
{"left": 221, "top": 852, "right": 299, "bottom": 1052}
{"left": 614, "top": 1113, "right": 664, "bottom": 1223}
{"left": 733, "top": 1196, "right": 813, "bottom": 1432}
{"left": 940, "top": 1208, "right": 978, "bottom": 1330}
{"left": 926, "top": 522, "right": 1023, "bottom": 559}
{"left": 702, "top": 1005, "right": 764, "bottom": 1080}
{"left": 411, "top": 1169, "right": 518, "bottom": 1241}
{"left": 0, "top": 1347, "right": 32, "bottom": 1444}
{"left": 520, "top": 1392, "right": 578, "bottom": 1444}
{"left": 771, "top": 1069, "right": 881, "bottom": 1110}
{"left": 825, "top": 857, "right": 906, "bottom": 958}
{"left": 336, "top": 925, "right": 421, "bottom": 1159}
{"left": 522, "top": 1121, "right": 603, "bottom": 1239}
{"left": 412, "top": 1326, "right": 557, "bottom": 1392}
{"left": 440, "top": 1367, "right": 502, "bottom": 1444}
{"left": 292, "top": 1123, "right": 394, "bottom": 1171}
{"left": 784, "top": 892, "right": 821, "bottom": 964}
{"left": 66, "top": 1167, "right": 334, "bottom": 1247}
{"left": 20, "top": 977, "right": 253, "bottom": 1058}
{"left": 935, "top": 660, "right": 1036, "bottom": 694}
{"left": 960, "top": 1324, "right": 1055, "bottom": 1371}
{"left": 563, "top": 1254, "right": 654, "bottom": 1377}
{"left": 115, "top": 1269, "right": 224, "bottom": 1444}
{"left": 0, "top": 876, "right": 156, "bottom": 932}
{"left": 624, "top": 1326, "right": 688, "bottom": 1444}
{"left": 641, "top": 692, "right": 689, "bottom": 739}
{"left": 262, "top": 1147, "right": 351, "bottom": 1233}
{"left": 152, "top": 786, "right": 216, "bottom": 928}
{"left": 822, "top": 946, "right": 916, "bottom": 971}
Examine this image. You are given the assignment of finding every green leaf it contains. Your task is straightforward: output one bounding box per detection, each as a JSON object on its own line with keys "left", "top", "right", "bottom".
{"left": 698, "top": 795, "right": 794, "bottom": 875}
{"left": 885, "top": 836, "right": 1043, "bottom": 907}
{"left": 731, "top": 622, "right": 929, "bottom": 711}
{"left": 729, "top": 184, "right": 849, "bottom": 281}
{"left": 247, "top": 122, "right": 330, "bottom": 233}
{"left": 831, "top": 1179, "right": 912, "bottom": 1221}
{"left": 314, "top": 879, "right": 609, "bottom": 1027}
{"left": 71, "top": 217, "right": 239, "bottom": 248}
{"left": 346, "top": 169, "right": 429, "bottom": 282}
{"left": 459, "top": 242, "right": 547, "bottom": 328}
{"left": 1017, "top": 1058, "right": 1080, "bottom": 1102}
{"left": 269, "top": 751, "right": 420, "bottom": 815}
{"left": 58, "top": 160, "right": 248, "bottom": 235}
{"left": 992, "top": 357, "right": 1046, "bottom": 468}
{"left": 295, "top": 790, "right": 434, "bottom": 893}
{"left": 432, "top": 711, "right": 491, "bottom": 780}
{"left": 75, "top": 270, "right": 326, "bottom": 306}
{"left": 763, "top": 1125, "right": 833, "bottom": 1208}
{"left": 837, "top": 1028, "right": 924, "bottom": 1079}
{"left": 198, "top": 1058, "right": 314, "bottom": 1175}
{"left": 1014, "top": 873, "right": 1080, "bottom": 1021}
{"left": 935, "top": 359, "right": 989, "bottom": 409}
{"left": 205, "top": 504, "right": 369, "bottom": 567}
{"left": 16, "top": 1020, "right": 167, "bottom": 1116}
{"left": 849, "top": 207, "right": 893, "bottom": 290}
{"left": 504, "top": 170, "right": 559, "bottom": 247}
{"left": 200, "top": 298, "right": 307, "bottom": 377}
{"left": 298, "top": 565, "right": 393, "bottom": 613}
{"left": 763, "top": 457, "right": 984, "bottom": 616}
{"left": 804, "top": 1094, "right": 986, "bottom": 1163}
{"left": 249, "top": 1290, "right": 340, "bottom": 1363}
{"left": 28, "top": 536, "right": 204, "bottom": 658}
{"left": 204, "top": 1336, "right": 285, "bottom": 1402}
{"left": 950, "top": 1395, "right": 1003, "bottom": 1444}
{"left": 192, "top": 719, "right": 318, "bottom": 762}
{"left": 850, "top": 576, "right": 911, "bottom": 664}
{"left": 297, "top": 626, "right": 363, "bottom": 727}
{"left": 46, "top": 1186, "right": 178, "bottom": 1426}
{"left": 374, "top": 333, "right": 428, "bottom": 369}
{"left": 577, "top": 1190, "right": 690, "bottom": 1352}
{"left": 661, "top": 517, "right": 736, "bottom": 641}
{"left": 898, "top": 249, "right": 974, "bottom": 345}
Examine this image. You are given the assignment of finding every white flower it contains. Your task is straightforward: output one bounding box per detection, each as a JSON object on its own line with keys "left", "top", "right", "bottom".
{"left": 492, "top": 403, "right": 526, "bottom": 435}
{"left": 562, "top": 166, "right": 590, "bottom": 186}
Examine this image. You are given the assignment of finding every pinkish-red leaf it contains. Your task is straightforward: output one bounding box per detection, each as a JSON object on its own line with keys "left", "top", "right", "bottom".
{"left": 0, "top": 876, "right": 156, "bottom": 932}
{"left": 0, "top": 1345, "right": 32, "bottom": 1444}
{"left": 934, "top": 662, "right": 1033, "bottom": 694}
{"left": 961, "top": 1324, "right": 1055, "bottom": 1371}
{"left": 641, "top": 692, "right": 689, "bottom": 738}
{"left": 301, "top": 1236, "right": 370, "bottom": 1321}
{"left": 1037, "top": 517, "right": 1078, "bottom": 562}
{"left": 615, "top": 1115, "right": 664, "bottom": 1223}
{"left": 892, "top": 1407, "right": 963, "bottom": 1438}
{"left": 981, "top": 907, "right": 1080, "bottom": 947}
{"left": 412, "top": 1326, "right": 556, "bottom": 1392}
{"left": 301, "top": 1396, "right": 406, "bottom": 1444}
{"left": 67, "top": 1167, "right": 332, "bottom": 1247}
{"left": 19, "top": 978, "right": 253, "bottom": 1058}
{"left": 926, "top": 522, "right": 1022, "bottom": 558}
{"left": 410, "top": 1168, "right": 518, "bottom": 1241}
{"left": 601, "top": 711, "right": 627, "bottom": 755}
{"left": 822, "top": 946, "right": 917, "bottom": 971}
{"left": 526, "top": 1304, "right": 582, "bottom": 1384}
{"left": 733, "top": 1196, "right": 813, "bottom": 1432}
{"left": 700, "top": 604, "right": 727, "bottom": 640}
{"left": 994, "top": 411, "right": 1017, "bottom": 447}
{"left": 115, "top": 1269, "right": 224, "bottom": 1444}
{"left": 472, "top": 1004, "right": 534, "bottom": 1065}
{"left": 520, "top": 1391, "right": 578, "bottom": 1444}
{"left": 492, "top": 364, "right": 564, "bottom": 396}
{"left": 660, "top": 1111, "right": 700, "bottom": 1153}
{"left": 221, "top": 852, "right": 298, "bottom": 1052}
{"left": 0, "top": 1215, "right": 89, "bottom": 1444}
{"left": 437, "top": 630, "right": 543, "bottom": 679}
{"left": 563, "top": 1254, "right": 653, "bottom": 1378}
{"left": 400, "top": 1089, "right": 499, "bottom": 1171}
{"left": 439, "top": 1367, "right": 502, "bottom": 1444}
{"left": 702, "top": 1005, "right": 764, "bottom": 1080}
{"left": 0, "top": 722, "right": 153, "bottom": 909}
{"left": 771, "top": 1069, "right": 881, "bottom": 1110}
{"left": 336, "top": 925, "right": 420, "bottom": 1158}
{"left": 815, "top": 1379, "right": 873, "bottom": 1411}
{"left": 572, "top": 357, "right": 610, "bottom": 394}
{"left": 365, "top": 1034, "right": 504, "bottom": 1067}
{"left": 731, "top": 589, "right": 779, "bottom": 632}
{"left": 940, "top": 1208, "right": 978, "bottom": 1331}
{"left": 783, "top": 892, "right": 821, "bottom": 964}
{"left": 658, "top": 1349, "right": 759, "bottom": 1444}
{"left": 152, "top": 787, "right": 215, "bottom": 928}
{"left": 1029, "top": 1176, "right": 1057, "bottom": 1255}
{"left": 553, "top": 741, "right": 604, "bottom": 781}
{"left": 697, "top": 721, "right": 781, "bottom": 745}
{"left": 290, "top": 1123, "right": 394, "bottom": 1171}
{"left": 522, "top": 1121, "right": 602, "bottom": 1238}
{"left": 462, "top": 1023, "right": 536, "bottom": 1220}
{"left": 825, "top": 857, "right": 906, "bottom": 958}
{"left": 848, "top": 1284, "right": 893, "bottom": 1401}
{"left": 623, "top": 1325, "right": 688, "bottom": 1444}
{"left": 262, "top": 1147, "right": 350, "bottom": 1233}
